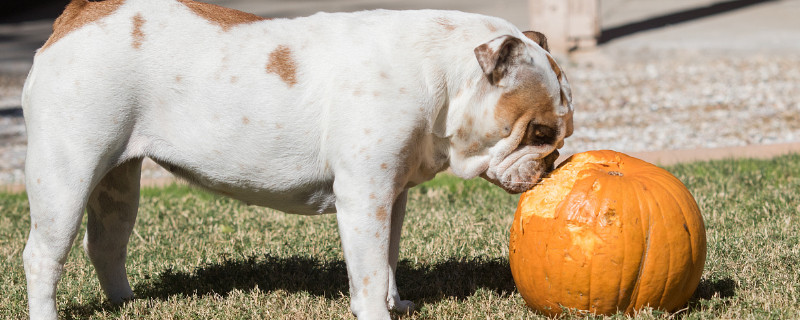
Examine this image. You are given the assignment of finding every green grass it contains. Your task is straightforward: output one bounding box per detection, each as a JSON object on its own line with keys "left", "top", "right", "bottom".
{"left": 2, "top": 154, "right": 800, "bottom": 319}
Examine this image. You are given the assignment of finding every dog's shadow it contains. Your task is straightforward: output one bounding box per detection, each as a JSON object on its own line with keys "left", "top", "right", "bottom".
{"left": 63, "top": 254, "right": 515, "bottom": 318}
{"left": 62, "top": 255, "right": 738, "bottom": 318}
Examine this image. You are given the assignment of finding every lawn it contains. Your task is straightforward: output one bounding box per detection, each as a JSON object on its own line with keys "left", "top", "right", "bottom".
{"left": 1, "top": 153, "right": 799, "bottom": 319}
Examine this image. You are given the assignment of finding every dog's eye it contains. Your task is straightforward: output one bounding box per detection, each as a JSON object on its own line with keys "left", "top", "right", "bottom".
{"left": 522, "top": 123, "right": 556, "bottom": 146}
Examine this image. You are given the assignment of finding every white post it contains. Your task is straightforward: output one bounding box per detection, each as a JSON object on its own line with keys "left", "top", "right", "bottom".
{"left": 529, "top": 0, "right": 600, "bottom": 53}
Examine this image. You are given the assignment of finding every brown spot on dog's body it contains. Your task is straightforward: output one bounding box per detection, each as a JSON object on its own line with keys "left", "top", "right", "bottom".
{"left": 434, "top": 17, "right": 456, "bottom": 31}
{"left": 131, "top": 13, "right": 145, "bottom": 49}
{"left": 381, "top": 163, "right": 388, "bottom": 170}
{"left": 230, "top": 76, "right": 238, "bottom": 83}
{"left": 464, "top": 142, "right": 481, "bottom": 155}
{"left": 175, "top": 75, "right": 183, "bottom": 82}
{"left": 363, "top": 276, "right": 370, "bottom": 286}
{"left": 375, "top": 207, "right": 388, "bottom": 221}
{"left": 41, "top": 0, "right": 126, "bottom": 51}
{"left": 178, "top": 0, "right": 267, "bottom": 31}
{"left": 266, "top": 45, "right": 298, "bottom": 87}
{"left": 241, "top": 116, "right": 250, "bottom": 125}
{"left": 485, "top": 21, "right": 498, "bottom": 32}
{"left": 456, "top": 127, "right": 468, "bottom": 141}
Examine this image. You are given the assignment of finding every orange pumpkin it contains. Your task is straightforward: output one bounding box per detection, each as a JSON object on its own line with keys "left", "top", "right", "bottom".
{"left": 509, "top": 150, "right": 706, "bottom": 316}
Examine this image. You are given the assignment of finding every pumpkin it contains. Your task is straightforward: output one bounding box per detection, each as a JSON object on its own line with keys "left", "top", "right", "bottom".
{"left": 509, "top": 150, "right": 706, "bottom": 316}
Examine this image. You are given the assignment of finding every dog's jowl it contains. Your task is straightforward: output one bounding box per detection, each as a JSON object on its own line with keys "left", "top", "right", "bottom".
{"left": 21, "top": 0, "right": 573, "bottom": 319}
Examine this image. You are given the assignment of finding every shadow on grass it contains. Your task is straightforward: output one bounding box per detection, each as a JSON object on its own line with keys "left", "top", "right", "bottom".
{"left": 63, "top": 254, "right": 514, "bottom": 317}
{"left": 687, "top": 277, "right": 738, "bottom": 312}
{"left": 692, "top": 277, "right": 737, "bottom": 300}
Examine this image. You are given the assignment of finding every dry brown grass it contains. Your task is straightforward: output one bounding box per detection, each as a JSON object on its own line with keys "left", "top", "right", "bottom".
{"left": 2, "top": 154, "right": 800, "bottom": 319}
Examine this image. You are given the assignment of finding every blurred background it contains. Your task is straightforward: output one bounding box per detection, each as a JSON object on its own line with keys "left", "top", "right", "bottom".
{"left": 1, "top": 0, "right": 799, "bottom": 188}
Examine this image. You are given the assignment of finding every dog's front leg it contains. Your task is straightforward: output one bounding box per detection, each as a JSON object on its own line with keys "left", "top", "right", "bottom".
{"left": 333, "top": 176, "right": 398, "bottom": 320}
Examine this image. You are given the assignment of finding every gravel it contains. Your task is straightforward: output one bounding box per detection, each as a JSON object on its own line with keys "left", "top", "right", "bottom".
{"left": 560, "top": 49, "right": 800, "bottom": 156}
{"left": 1, "top": 49, "right": 799, "bottom": 186}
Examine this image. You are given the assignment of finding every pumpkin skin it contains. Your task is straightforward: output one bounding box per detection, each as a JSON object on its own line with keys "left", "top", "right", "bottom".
{"left": 509, "top": 150, "right": 706, "bottom": 316}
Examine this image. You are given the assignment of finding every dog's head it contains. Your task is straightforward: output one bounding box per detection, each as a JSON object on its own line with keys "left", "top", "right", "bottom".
{"left": 446, "top": 31, "right": 573, "bottom": 193}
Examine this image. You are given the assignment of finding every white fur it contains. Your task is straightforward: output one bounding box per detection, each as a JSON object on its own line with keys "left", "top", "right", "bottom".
{"left": 21, "top": 1, "right": 571, "bottom": 319}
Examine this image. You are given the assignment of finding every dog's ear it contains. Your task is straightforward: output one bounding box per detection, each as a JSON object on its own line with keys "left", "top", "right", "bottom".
{"left": 474, "top": 35, "right": 525, "bottom": 86}
{"left": 522, "top": 31, "right": 549, "bottom": 52}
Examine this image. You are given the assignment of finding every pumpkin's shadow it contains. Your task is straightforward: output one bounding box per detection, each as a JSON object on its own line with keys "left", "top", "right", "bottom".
{"left": 687, "top": 277, "right": 737, "bottom": 311}
{"left": 63, "top": 254, "right": 515, "bottom": 318}
{"left": 692, "top": 277, "right": 737, "bottom": 300}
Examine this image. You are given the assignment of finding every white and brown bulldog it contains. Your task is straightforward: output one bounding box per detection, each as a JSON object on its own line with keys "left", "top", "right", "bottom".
{"left": 21, "top": 0, "right": 573, "bottom": 319}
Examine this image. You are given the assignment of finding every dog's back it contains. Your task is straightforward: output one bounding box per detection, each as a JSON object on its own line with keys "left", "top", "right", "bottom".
{"left": 22, "top": 0, "right": 516, "bottom": 211}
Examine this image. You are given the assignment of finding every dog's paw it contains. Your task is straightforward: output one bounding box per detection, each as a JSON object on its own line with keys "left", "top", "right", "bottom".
{"left": 389, "top": 299, "right": 415, "bottom": 313}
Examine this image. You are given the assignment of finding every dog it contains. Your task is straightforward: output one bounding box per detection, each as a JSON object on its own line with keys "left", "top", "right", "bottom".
{"left": 21, "top": 0, "right": 573, "bottom": 319}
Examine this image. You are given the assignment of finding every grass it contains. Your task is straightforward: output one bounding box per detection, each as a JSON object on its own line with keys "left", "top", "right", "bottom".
{"left": 1, "top": 153, "right": 800, "bottom": 319}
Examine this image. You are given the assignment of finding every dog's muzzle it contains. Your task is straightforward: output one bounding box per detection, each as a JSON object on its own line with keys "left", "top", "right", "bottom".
{"left": 482, "top": 150, "right": 560, "bottom": 194}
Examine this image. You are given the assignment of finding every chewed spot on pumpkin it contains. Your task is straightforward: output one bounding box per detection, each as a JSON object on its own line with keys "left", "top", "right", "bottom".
{"left": 509, "top": 150, "right": 706, "bottom": 316}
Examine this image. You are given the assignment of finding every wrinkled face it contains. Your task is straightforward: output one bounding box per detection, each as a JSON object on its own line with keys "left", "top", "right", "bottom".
{"left": 448, "top": 32, "right": 573, "bottom": 194}
{"left": 481, "top": 66, "right": 573, "bottom": 193}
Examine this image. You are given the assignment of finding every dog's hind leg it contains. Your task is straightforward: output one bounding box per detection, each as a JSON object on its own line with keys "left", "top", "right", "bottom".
{"left": 82, "top": 159, "right": 142, "bottom": 304}
{"left": 22, "top": 144, "right": 118, "bottom": 319}
{"left": 22, "top": 98, "right": 138, "bottom": 319}
{"left": 387, "top": 190, "right": 414, "bottom": 313}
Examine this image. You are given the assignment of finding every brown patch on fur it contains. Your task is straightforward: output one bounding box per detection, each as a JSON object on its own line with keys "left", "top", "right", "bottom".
{"left": 494, "top": 75, "right": 552, "bottom": 126}
{"left": 456, "top": 127, "right": 468, "bottom": 141}
{"left": 364, "top": 128, "right": 371, "bottom": 135}
{"left": 398, "top": 87, "right": 407, "bottom": 94}
{"left": 230, "top": 76, "right": 238, "bottom": 83}
{"left": 242, "top": 116, "right": 250, "bottom": 125}
{"left": 178, "top": 0, "right": 267, "bottom": 31}
{"left": 131, "top": 13, "right": 145, "bottom": 49}
{"left": 434, "top": 17, "right": 456, "bottom": 31}
{"left": 379, "top": 71, "right": 389, "bottom": 79}
{"left": 40, "top": 0, "right": 126, "bottom": 51}
{"left": 465, "top": 142, "right": 481, "bottom": 155}
{"left": 265, "top": 45, "right": 298, "bottom": 87}
{"left": 175, "top": 75, "right": 183, "bottom": 82}
{"left": 369, "top": 193, "right": 376, "bottom": 199}
{"left": 546, "top": 54, "right": 562, "bottom": 79}
{"left": 375, "top": 207, "right": 388, "bottom": 221}
{"left": 363, "top": 276, "right": 370, "bottom": 286}
{"left": 485, "top": 21, "right": 498, "bottom": 32}
{"left": 381, "top": 163, "right": 388, "bottom": 169}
